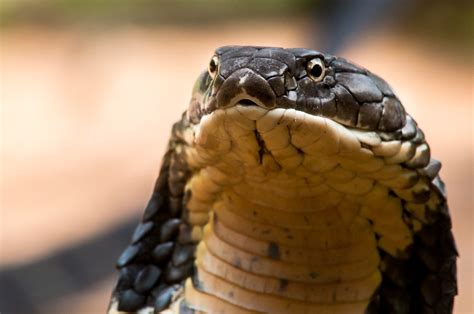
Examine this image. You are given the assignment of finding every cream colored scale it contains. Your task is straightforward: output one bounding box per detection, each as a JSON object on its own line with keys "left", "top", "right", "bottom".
{"left": 180, "top": 105, "right": 418, "bottom": 314}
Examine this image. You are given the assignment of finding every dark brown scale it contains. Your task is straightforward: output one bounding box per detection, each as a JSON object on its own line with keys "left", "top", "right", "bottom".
{"left": 294, "top": 58, "right": 310, "bottom": 79}
{"left": 218, "top": 57, "right": 251, "bottom": 78}
{"left": 297, "top": 77, "right": 317, "bottom": 97}
{"left": 168, "top": 196, "right": 183, "bottom": 217}
{"left": 142, "top": 195, "right": 163, "bottom": 222}
{"left": 216, "top": 46, "right": 258, "bottom": 59}
{"left": 172, "top": 244, "right": 195, "bottom": 266}
{"left": 406, "top": 145, "right": 431, "bottom": 169}
{"left": 417, "top": 247, "right": 442, "bottom": 272}
{"left": 117, "top": 289, "right": 146, "bottom": 312}
{"left": 418, "top": 160, "right": 442, "bottom": 180}
{"left": 368, "top": 73, "right": 395, "bottom": 96}
{"left": 134, "top": 265, "right": 162, "bottom": 293}
{"left": 153, "top": 285, "right": 178, "bottom": 312}
{"left": 357, "top": 102, "right": 383, "bottom": 130}
{"left": 411, "top": 186, "right": 432, "bottom": 204}
{"left": 284, "top": 72, "right": 298, "bottom": 90}
{"left": 382, "top": 254, "right": 415, "bottom": 287}
{"left": 405, "top": 142, "right": 418, "bottom": 162}
{"left": 131, "top": 222, "right": 154, "bottom": 244}
{"left": 333, "top": 84, "right": 359, "bottom": 125}
{"left": 287, "top": 48, "right": 326, "bottom": 59}
{"left": 254, "top": 48, "right": 296, "bottom": 73}
{"left": 412, "top": 127, "right": 426, "bottom": 144}
{"left": 247, "top": 57, "right": 288, "bottom": 78}
{"left": 335, "top": 72, "right": 383, "bottom": 103}
{"left": 154, "top": 170, "right": 170, "bottom": 192}
{"left": 331, "top": 58, "right": 367, "bottom": 74}
{"left": 211, "top": 74, "right": 225, "bottom": 96}
{"left": 278, "top": 91, "right": 297, "bottom": 108}
{"left": 116, "top": 245, "right": 141, "bottom": 268}
{"left": 432, "top": 177, "right": 447, "bottom": 198}
{"left": 164, "top": 260, "right": 194, "bottom": 283}
{"left": 152, "top": 242, "right": 175, "bottom": 264}
{"left": 306, "top": 97, "right": 322, "bottom": 115}
{"left": 378, "top": 97, "right": 406, "bottom": 132}
{"left": 267, "top": 76, "right": 286, "bottom": 97}
{"left": 401, "top": 116, "right": 417, "bottom": 140}
{"left": 109, "top": 119, "right": 196, "bottom": 313}
{"left": 159, "top": 219, "right": 181, "bottom": 243}
{"left": 320, "top": 93, "right": 337, "bottom": 117}
{"left": 117, "top": 265, "right": 140, "bottom": 291}
{"left": 168, "top": 177, "right": 186, "bottom": 196}
{"left": 295, "top": 93, "right": 307, "bottom": 112}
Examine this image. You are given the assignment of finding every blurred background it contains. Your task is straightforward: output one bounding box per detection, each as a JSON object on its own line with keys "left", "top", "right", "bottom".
{"left": 1, "top": 0, "right": 472, "bottom": 313}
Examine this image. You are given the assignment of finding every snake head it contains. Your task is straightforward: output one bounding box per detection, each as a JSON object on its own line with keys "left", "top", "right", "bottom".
{"left": 188, "top": 46, "right": 406, "bottom": 132}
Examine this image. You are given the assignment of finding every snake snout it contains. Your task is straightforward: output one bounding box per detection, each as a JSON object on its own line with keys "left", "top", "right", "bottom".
{"left": 216, "top": 68, "right": 276, "bottom": 109}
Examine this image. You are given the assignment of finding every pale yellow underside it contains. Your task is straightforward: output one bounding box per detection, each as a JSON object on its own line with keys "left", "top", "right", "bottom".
{"left": 176, "top": 105, "right": 438, "bottom": 314}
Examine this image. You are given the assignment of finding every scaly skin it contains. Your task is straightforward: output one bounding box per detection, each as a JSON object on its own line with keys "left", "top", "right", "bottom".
{"left": 108, "top": 46, "right": 457, "bottom": 314}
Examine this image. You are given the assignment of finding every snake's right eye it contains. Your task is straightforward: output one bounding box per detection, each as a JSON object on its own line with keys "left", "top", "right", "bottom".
{"left": 208, "top": 56, "right": 219, "bottom": 79}
{"left": 306, "top": 57, "right": 326, "bottom": 82}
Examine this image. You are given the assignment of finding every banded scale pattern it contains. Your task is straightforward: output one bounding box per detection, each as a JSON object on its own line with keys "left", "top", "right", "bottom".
{"left": 108, "top": 46, "right": 457, "bottom": 314}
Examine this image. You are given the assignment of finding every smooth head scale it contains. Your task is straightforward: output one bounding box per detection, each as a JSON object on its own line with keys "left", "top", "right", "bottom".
{"left": 189, "top": 46, "right": 405, "bottom": 133}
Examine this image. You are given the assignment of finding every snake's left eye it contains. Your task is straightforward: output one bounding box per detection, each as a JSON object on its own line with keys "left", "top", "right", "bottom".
{"left": 306, "top": 57, "right": 326, "bottom": 82}
{"left": 208, "top": 55, "right": 219, "bottom": 79}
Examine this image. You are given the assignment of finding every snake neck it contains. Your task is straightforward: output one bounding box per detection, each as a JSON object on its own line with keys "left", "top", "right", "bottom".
{"left": 184, "top": 174, "right": 381, "bottom": 313}
{"left": 175, "top": 105, "right": 411, "bottom": 313}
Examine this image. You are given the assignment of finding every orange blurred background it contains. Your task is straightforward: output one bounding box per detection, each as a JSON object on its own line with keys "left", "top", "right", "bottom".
{"left": 1, "top": 1, "right": 472, "bottom": 313}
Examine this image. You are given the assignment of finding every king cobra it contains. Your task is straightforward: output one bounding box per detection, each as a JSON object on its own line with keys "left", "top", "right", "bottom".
{"left": 108, "top": 46, "right": 457, "bottom": 314}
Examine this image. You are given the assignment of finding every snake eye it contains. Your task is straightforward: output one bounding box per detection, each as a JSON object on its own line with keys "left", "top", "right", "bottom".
{"left": 306, "top": 57, "right": 326, "bottom": 82}
{"left": 208, "top": 55, "right": 219, "bottom": 79}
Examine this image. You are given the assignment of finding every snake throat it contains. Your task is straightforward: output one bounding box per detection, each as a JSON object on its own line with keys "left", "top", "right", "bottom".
{"left": 174, "top": 104, "right": 438, "bottom": 313}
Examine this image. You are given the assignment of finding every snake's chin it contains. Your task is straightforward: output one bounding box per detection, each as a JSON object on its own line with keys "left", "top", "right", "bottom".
{"left": 190, "top": 104, "right": 381, "bottom": 172}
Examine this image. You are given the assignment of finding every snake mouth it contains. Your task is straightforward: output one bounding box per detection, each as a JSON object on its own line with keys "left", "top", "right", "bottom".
{"left": 238, "top": 99, "right": 259, "bottom": 107}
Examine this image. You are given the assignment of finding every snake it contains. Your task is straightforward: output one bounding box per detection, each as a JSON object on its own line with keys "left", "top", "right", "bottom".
{"left": 107, "top": 46, "right": 457, "bottom": 314}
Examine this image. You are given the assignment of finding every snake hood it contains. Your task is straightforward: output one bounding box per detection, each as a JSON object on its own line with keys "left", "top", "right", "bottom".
{"left": 109, "top": 46, "right": 457, "bottom": 314}
{"left": 189, "top": 46, "right": 405, "bottom": 133}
